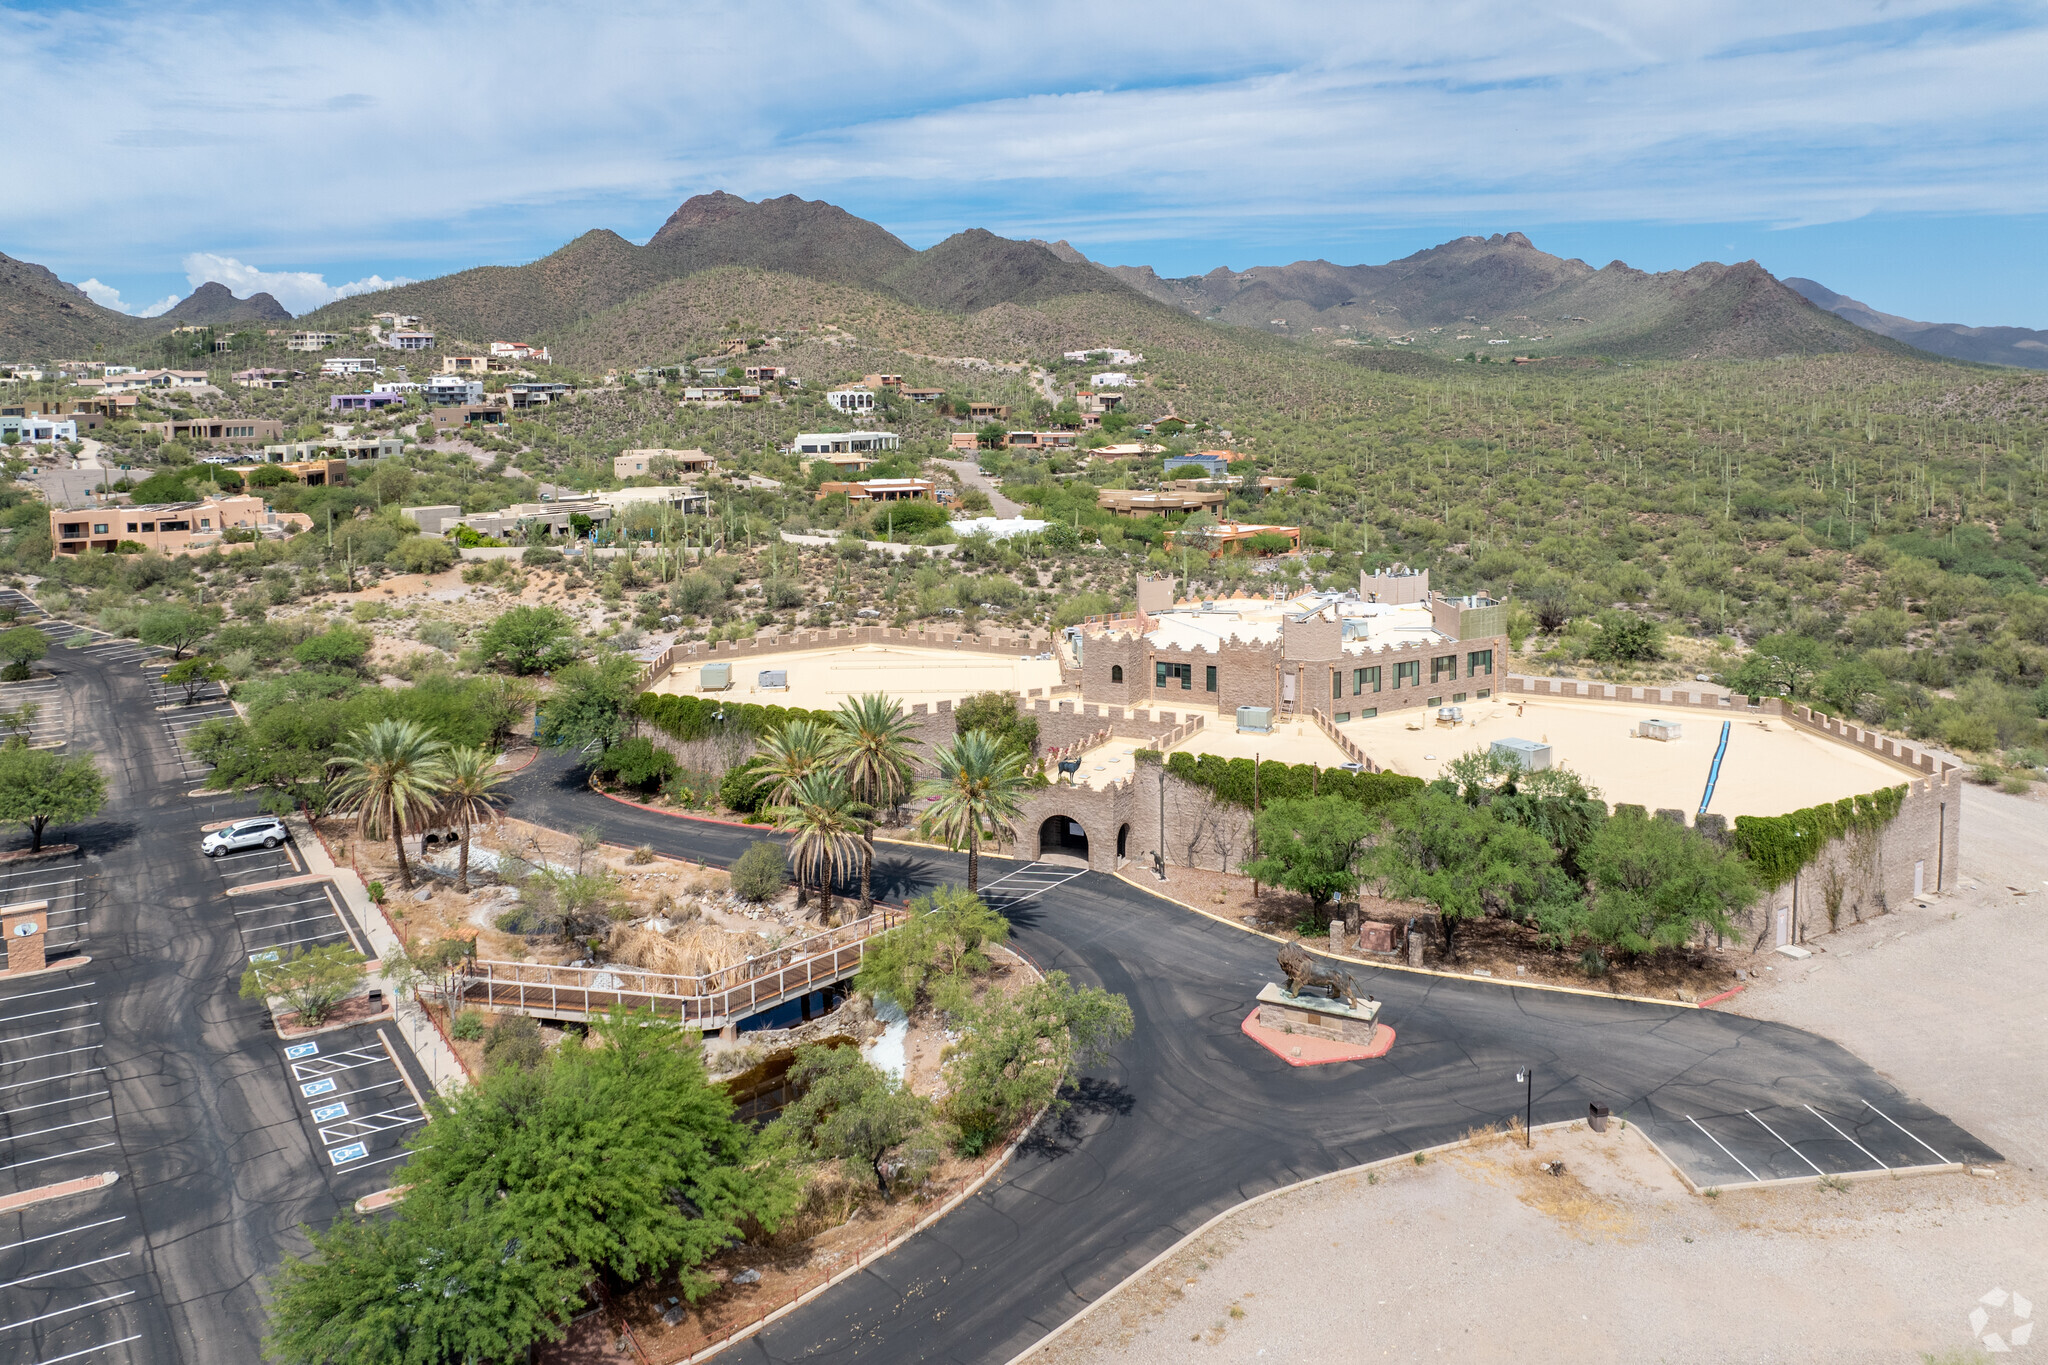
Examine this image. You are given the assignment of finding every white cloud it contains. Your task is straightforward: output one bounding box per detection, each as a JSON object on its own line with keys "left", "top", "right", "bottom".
{"left": 74, "top": 277, "right": 181, "bottom": 316}
{"left": 178, "top": 253, "right": 415, "bottom": 315}
{"left": 3, "top": 2, "right": 2045, "bottom": 279}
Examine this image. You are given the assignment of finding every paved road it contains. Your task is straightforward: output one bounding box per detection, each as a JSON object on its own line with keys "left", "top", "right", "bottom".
{"left": 502, "top": 753, "right": 1998, "bottom": 1365}
{"left": 0, "top": 609, "right": 434, "bottom": 1363}
{"left": 934, "top": 459, "right": 1024, "bottom": 518}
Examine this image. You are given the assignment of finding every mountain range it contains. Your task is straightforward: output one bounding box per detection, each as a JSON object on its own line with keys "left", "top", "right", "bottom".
{"left": 1783, "top": 278, "right": 2048, "bottom": 371}
{"left": 0, "top": 193, "right": 2026, "bottom": 370}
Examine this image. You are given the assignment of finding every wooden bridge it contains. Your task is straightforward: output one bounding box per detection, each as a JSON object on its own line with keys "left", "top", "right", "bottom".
{"left": 450, "top": 909, "right": 906, "bottom": 1032}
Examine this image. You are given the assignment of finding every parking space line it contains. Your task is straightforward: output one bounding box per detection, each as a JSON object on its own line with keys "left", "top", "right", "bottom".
{"left": 233, "top": 894, "right": 331, "bottom": 915}
{"left": 1865, "top": 1100, "right": 1951, "bottom": 1164}
{"left": 0, "top": 982, "right": 96, "bottom": 1006}
{"left": 0, "top": 1047, "right": 102, "bottom": 1073}
{"left": 0, "top": 1090, "right": 110, "bottom": 1121}
{"left": 1745, "top": 1109, "right": 1826, "bottom": 1175}
{"left": 0, "top": 1064, "right": 105, "bottom": 1095}
{"left": 317, "top": 1108, "right": 423, "bottom": 1145}
{"left": 0, "top": 1252, "right": 131, "bottom": 1293}
{"left": 347, "top": 1148, "right": 415, "bottom": 1173}
{"left": 35, "top": 1333, "right": 146, "bottom": 1365}
{"left": 249, "top": 929, "right": 349, "bottom": 952}
{"left": 0, "top": 1291, "right": 136, "bottom": 1335}
{"left": 0, "top": 1140, "right": 119, "bottom": 1174}
{"left": 242, "top": 913, "right": 345, "bottom": 935}
{"left": 1686, "top": 1114, "right": 1761, "bottom": 1182}
{"left": 0, "top": 1003, "right": 97, "bottom": 1028}
{"left": 290, "top": 1048, "right": 386, "bottom": 1079}
{"left": 1804, "top": 1104, "right": 1888, "bottom": 1169}
{"left": 0, "top": 1025, "right": 102, "bottom": 1051}
{"left": 0, "top": 1115, "right": 114, "bottom": 1146}
{"left": 0, "top": 1215, "right": 125, "bottom": 1255}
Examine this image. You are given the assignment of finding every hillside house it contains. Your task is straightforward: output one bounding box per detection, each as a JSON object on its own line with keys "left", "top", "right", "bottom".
{"left": 95, "top": 369, "right": 210, "bottom": 394}
{"left": 49, "top": 494, "right": 310, "bottom": 557}
{"left": 861, "top": 374, "right": 905, "bottom": 389}
{"left": 227, "top": 458, "right": 346, "bottom": 487}
{"left": 319, "top": 357, "right": 381, "bottom": 378}
{"left": 816, "top": 478, "right": 935, "bottom": 504}
{"left": 384, "top": 330, "right": 435, "bottom": 350}
{"left": 1097, "top": 487, "right": 1229, "bottom": 518}
{"left": 743, "top": 365, "right": 786, "bottom": 383}
{"left": 790, "top": 431, "right": 900, "bottom": 457}
{"left": 372, "top": 313, "right": 421, "bottom": 330}
{"left": 1077, "top": 390, "right": 1125, "bottom": 415}
{"left": 825, "top": 388, "right": 876, "bottom": 414}
{"left": 903, "top": 387, "right": 944, "bottom": 402}
{"left": 0, "top": 415, "right": 75, "bottom": 444}
{"left": 615, "top": 448, "right": 716, "bottom": 480}
{"left": 422, "top": 375, "right": 484, "bottom": 406}
{"left": 1090, "top": 371, "right": 1132, "bottom": 387}
{"left": 682, "top": 386, "right": 762, "bottom": 404}
{"left": 1002, "top": 431, "right": 1078, "bottom": 451}
{"left": 139, "top": 417, "right": 285, "bottom": 444}
{"left": 489, "top": 341, "right": 550, "bottom": 363}
{"left": 442, "top": 355, "right": 489, "bottom": 374}
{"left": 328, "top": 392, "right": 406, "bottom": 412}
{"left": 286, "top": 332, "right": 340, "bottom": 352}
{"left": 506, "top": 382, "right": 572, "bottom": 409}
{"left": 967, "top": 401, "right": 1010, "bottom": 421}
{"left": 431, "top": 404, "right": 505, "bottom": 430}
{"left": 233, "top": 368, "right": 298, "bottom": 390}
{"left": 1169, "top": 521, "right": 1301, "bottom": 558}
{"left": 261, "top": 436, "right": 404, "bottom": 463}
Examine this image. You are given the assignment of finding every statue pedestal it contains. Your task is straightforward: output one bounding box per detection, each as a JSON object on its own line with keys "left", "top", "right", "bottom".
{"left": 1256, "top": 982, "right": 1381, "bottom": 1045}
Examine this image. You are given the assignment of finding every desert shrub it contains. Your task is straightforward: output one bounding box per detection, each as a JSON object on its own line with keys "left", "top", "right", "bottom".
{"left": 482, "top": 1012, "right": 545, "bottom": 1073}
{"left": 593, "top": 736, "right": 678, "bottom": 792}
{"left": 730, "top": 840, "right": 788, "bottom": 902}
{"left": 449, "top": 1010, "right": 487, "bottom": 1041}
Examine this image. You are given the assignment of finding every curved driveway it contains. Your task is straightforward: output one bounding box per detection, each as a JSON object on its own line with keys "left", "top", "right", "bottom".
{"left": 503, "top": 754, "right": 1996, "bottom": 1365}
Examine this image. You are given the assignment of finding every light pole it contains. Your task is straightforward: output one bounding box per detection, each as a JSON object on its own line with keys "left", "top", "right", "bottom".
{"left": 1514, "top": 1065, "right": 1533, "bottom": 1147}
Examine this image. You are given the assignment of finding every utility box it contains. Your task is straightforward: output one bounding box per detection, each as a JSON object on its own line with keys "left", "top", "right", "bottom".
{"left": 699, "top": 662, "right": 733, "bottom": 691}
{"left": 757, "top": 669, "right": 788, "bottom": 690}
{"left": 1637, "top": 717, "right": 1683, "bottom": 742}
{"left": 1490, "top": 737, "right": 1552, "bottom": 772}
{"left": 1236, "top": 705, "right": 1273, "bottom": 734}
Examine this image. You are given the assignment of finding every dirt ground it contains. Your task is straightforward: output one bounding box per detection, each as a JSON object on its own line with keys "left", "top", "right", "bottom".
{"left": 1129, "top": 862, "right": 1741, "bottom": 1002}
{"left": 1033, "top": 1121, "right": 2046, "bottom": 1365}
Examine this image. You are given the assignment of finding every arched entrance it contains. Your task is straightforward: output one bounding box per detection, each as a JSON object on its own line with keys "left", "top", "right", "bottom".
{"left": 1039, "top": 815, "right": 1090, "bottom": 860}
{"left": 1116, "top": 823, "right": 1129, "bottom": 859}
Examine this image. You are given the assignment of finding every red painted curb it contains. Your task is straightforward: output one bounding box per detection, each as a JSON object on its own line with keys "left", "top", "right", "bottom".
{"left": 1697, "top": 983, "right": 1749, "bottom": 1008}
{"left": 0, "top": 1170, "right": 117, "bottom": 1214}
{"left": 1240, "top": 1008, "right": 1395, "bottom": 1066}
{"left": 589, "top": 782, "right": 764, "bottom": 832}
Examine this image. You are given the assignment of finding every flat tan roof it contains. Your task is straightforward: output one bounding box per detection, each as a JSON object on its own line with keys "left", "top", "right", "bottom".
{"left": 650, "top": 644, "right": 1062, "bottom": 713}
{"left": 1337, "top": 695, "right": 1913, "bottom": 818}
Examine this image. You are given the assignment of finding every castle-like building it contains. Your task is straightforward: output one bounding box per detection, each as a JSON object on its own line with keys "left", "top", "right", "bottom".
{"left": 1070, "top": 567, "right": 1510, "bottom": 724}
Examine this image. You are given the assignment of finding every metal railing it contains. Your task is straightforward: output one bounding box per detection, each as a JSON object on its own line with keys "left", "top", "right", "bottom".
{"left": 450, "top": 908, "right": 905, "bottom": 1025}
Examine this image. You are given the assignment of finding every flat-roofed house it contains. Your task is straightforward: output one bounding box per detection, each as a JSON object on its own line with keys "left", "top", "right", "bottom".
{"left": 48, "top": 495, "right": 311, "bottom": 557}
{"left": 816, "top": 478, "right": 934, "bottom": 504}
{"left": 1097, "top": 487, "right": 1229, "bottom": 518}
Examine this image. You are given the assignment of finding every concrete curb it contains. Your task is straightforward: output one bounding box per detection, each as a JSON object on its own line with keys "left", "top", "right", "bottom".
{"left": 0, "top": 1170, "right": 118, "bottom": 1216}
{"left": 286, "top": 813, "right": 469, "bottom": 1097}
{"left": 1112, "top": 871, "right": 1705, "bottom": 1011}
{"left": 224, "top": 872, "right": 327, "bottom": 897}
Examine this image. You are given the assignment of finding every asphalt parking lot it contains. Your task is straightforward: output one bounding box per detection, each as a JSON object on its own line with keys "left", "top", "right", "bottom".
{"left": 0, "top": 619, "right": 440, "bottom": 1363}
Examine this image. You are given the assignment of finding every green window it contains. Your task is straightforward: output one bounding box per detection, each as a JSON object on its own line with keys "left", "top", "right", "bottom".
{"left": 1359, "top": 666, "right": 1382, "bottom": 694}
{"left": 1393, "top": 660, "right": 1420, "bottom": 688}
{"left": 1156, "top": 661, "right": 1192, "bottom": 690}
{"left": 1357, "top": 707, "right": 1377, "bottom": 719}
{"left": 1205, "top": 664, "right": 1217, "bottom": 692}
{"left": 1431, "top": 654, "right": 1458, "bottom": 684}
{"left": 1335, "top": 711, "right": 1351, "bottom": 723}
{"left": 1467, "top": 649, "right": 1494, "bottom": 677}
{"left": 1332, "top": 671, "right": 1343, "bottom": 700}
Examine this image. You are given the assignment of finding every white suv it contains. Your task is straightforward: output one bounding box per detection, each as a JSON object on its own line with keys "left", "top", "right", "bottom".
{"left": 202, "top": 816, "right": 291, "bottom": 856}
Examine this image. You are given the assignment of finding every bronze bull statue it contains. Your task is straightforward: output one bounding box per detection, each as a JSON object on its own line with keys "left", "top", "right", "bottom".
{"left": 1277, "top": 941, "right": 1360, "bottom": 1009}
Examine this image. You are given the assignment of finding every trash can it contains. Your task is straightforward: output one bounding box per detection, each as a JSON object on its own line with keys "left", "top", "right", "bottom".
{"left": 1588, "top": 1103, "right": 1610, "bottom": 1133}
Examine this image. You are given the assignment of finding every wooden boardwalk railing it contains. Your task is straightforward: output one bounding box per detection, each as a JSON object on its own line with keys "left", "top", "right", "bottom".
{"left": 451, "top": 908, "right": 905, "bottom": 1026}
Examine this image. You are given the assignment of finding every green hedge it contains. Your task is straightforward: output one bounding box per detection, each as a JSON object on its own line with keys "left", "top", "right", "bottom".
{"left": 1731, "top": 785, "right": 1908, "bottom": 887}
{"left": 636, "top": 691, "right": 840, "bottom": 743}
{"left": 1164, "top": 750, "right": 1423, "bottom": 811}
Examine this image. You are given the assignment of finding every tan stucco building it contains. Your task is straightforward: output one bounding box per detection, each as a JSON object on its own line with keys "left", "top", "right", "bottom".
{"left": 50, "top": 495, "right": 311, "bottom": 557}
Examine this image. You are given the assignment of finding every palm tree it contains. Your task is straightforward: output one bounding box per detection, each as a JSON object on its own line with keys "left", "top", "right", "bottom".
{"left": 438, "top": 746, "right": 509, "bottom": 892}
{"left": 771, "top": 769, "right": 862, "bottom": 924}
{"left": 831, "top": 693, "right": 917, "bottom": 915}
{"left": 755, "top": 717, "right": 836, "bottom": 806}
{"left": 916, "top": 729, "right": 1028, "bottom": 893}
{"left": 331, "top": 719, "right": 452, "bottom": 891}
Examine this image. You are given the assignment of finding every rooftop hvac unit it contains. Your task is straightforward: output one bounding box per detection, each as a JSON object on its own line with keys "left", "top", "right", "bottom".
{"left": 1236, "top": 705, "right": 1273, "bottom": 734}
{"left": 1490, "top": 737, "right": 1552, "bottom": 771}
{"left": 757, "top": 669, "right": 788, "bottom": 690}
{"left": 1637, "top": 717, "right": 1683, "bottom": 742}
{"left": 698, "top": 662, "right": 732, "bottom": 691}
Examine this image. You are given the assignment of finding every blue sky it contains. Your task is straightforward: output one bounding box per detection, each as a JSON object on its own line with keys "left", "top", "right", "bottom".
{"left": 6, "top": 1, "right": 2046, "bottom": 326}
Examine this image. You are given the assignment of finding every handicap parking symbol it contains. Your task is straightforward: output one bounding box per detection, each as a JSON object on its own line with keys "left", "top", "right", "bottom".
{"left": 285, "top": 1042, "right": 320, "bottom": 1060}
{"left": 300, "top": 1078, "right": 338, "bottom": 1098}
{"left": 327, "top": 1142, "right": 368, "bottom": 1166}
{"left": 312, "top": 1102, "right": 348, "bottom": 1122}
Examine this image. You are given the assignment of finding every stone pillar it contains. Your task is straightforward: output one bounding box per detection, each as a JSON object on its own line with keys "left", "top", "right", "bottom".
{"left": 1328, "top": 921, "right": 1347, "bottom": 954}
{"left": 1406, "top": 927, "right": 1424, "bottom": 968}
{"left": 3, "top": 902, "right": 50, "bottom": 975}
